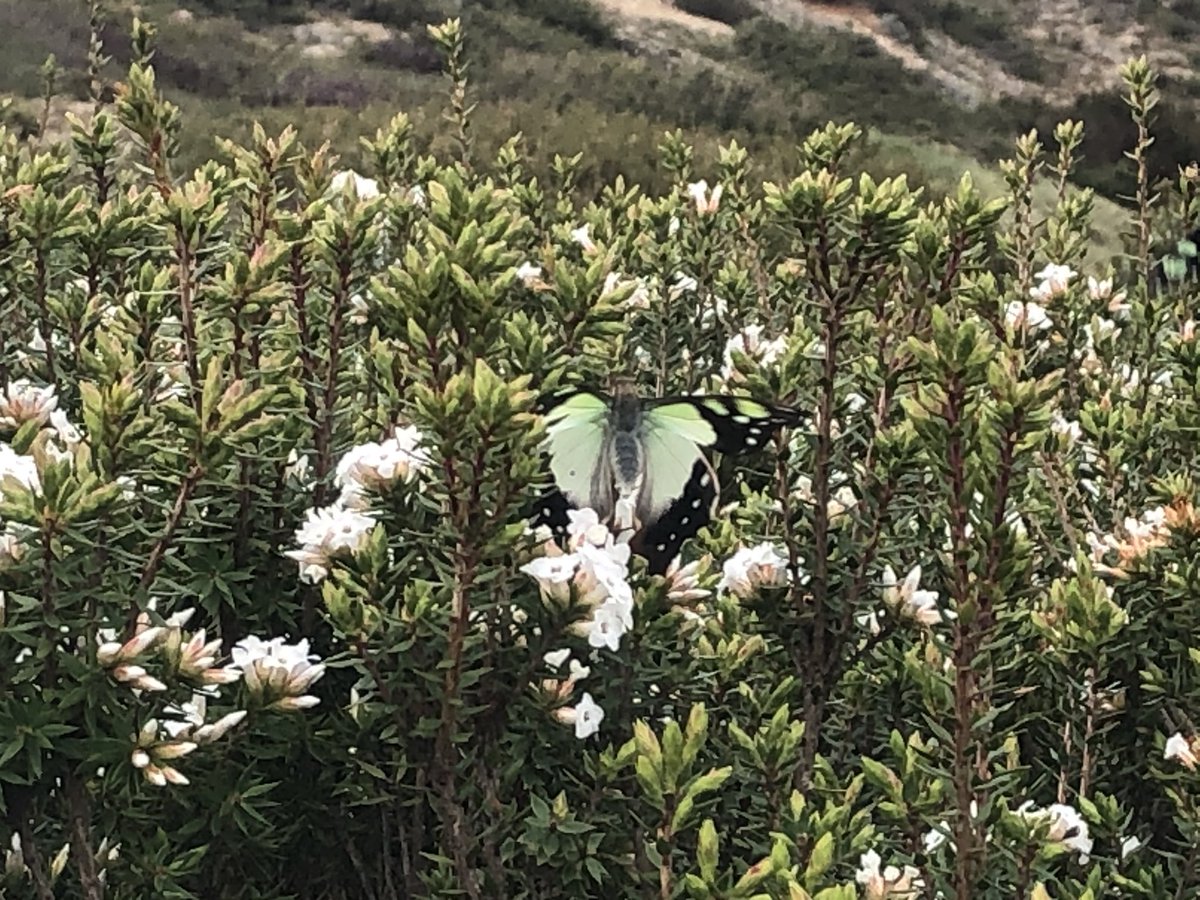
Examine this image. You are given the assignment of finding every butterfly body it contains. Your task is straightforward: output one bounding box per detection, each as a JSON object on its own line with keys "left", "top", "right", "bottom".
{"left": 536, "top": 378, "right": 802, "bottom": 573}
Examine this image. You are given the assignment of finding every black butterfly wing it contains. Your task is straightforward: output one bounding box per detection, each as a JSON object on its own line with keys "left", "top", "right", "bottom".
{"left": 645, "top": 395, "right": 804, "bottom": 455}
{"left": 631, "top": 458, "right": 719, "bottom": 575}
{"left": 530, "top": 487, "right": 574, "bottom": 542}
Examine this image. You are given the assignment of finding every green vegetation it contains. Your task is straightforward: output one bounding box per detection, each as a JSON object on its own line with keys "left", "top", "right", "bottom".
{"left": 7, "top": 14, "right": 1200, "bottom": 896}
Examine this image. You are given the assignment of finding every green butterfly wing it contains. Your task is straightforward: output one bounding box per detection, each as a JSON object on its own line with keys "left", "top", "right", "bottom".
{"left": 543, "top": 391, "right": 611, "bottom": 514}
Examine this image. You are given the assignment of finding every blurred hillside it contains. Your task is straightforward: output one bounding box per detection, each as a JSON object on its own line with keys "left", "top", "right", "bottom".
{"left": 3, "top": 0, "right": 1199, "bottom": 243}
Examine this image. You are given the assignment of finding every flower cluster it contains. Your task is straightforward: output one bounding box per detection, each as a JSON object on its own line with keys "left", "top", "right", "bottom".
{"left": 97, "top": 606, "right": 243, "bottom": 692}
{"left": 541, "top": 649, "right": 602, "bottom": 738}
{"left": 231, "top": 635, "right": 326, "bottom": 711}
{"left": 522, "top": 509, "right": 636, "bottom": 653}
{"left": 335, "top": 424, "right": 429, "bottom": 507}
{"left": 287, "top": 426, "right": 427, "bottom": 582}
{"left": 1014, "top": 800, "right": 1093, "bottom": 861}
{"left": 717, "top": 542, "right": 791, "bottom": 598}
{"left": 720, "top": 324, "right": 787, "bottom": 383}
{"left": 0, "top": 378, "right": 57, "bottom": 431}
{"left": 855, "top": 849, "right": 923, "bottom": 899}
{"left": 1087, "top": 504, "right": 1174, "bottom": 576}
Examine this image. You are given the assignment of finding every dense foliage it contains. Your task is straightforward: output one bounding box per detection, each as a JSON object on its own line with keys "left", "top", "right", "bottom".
{"left": 5, "top": 12, "right": 1200, "bottom": 900}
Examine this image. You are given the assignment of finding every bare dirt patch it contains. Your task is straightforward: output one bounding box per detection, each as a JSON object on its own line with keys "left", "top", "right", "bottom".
{"left": 594, "top": 0, "right": 735, "bottom": 37}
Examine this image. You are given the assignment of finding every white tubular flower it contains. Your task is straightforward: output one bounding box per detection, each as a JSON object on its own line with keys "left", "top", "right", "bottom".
{"left": 1005, "top": 300, "right": 1052, "bottom": 332}
{"left": 579, "top": 597, "right": 633, "bottom": 652}
{"left": 881, "top": 564, "right": 954, "bottom": 626}
{"left": 521, "top": 553, "right": 581, "bottom": 606}
{"left": 1016, "top": 801, "right": 1093, "bottom": 861}
{"left": 686, "top": 179, "right": 723, "bottom": 215}
{"left": 516, "top": 261, "right": 544, "bottom": 288}
{"left": 543, "top": 648, "right": 571, "bottom": 669}
{"left": 176, "top": 629, "right": 224, "bottom": 679}
{"left": 553, "top": 691, "right": 605, "bottom": 739}
{"left": 570, "top": 223, "right": 596, "bottom": 253}
{"left": 1165, "top": 732, "right": 1198, "bottom": 769}
{"left": 48, "top": 409, "right": 82, "bottom": 447}
{"left": 193, "top": 710, "right": 247, "bottom": 744}
{"left": 718, "top": 543, "right": 791, "bottom": 598}
{"left": 1030, "top": 263, "right": 1076, "bottom": 301}
{"left": 328, "top": 169, "right": 380, "bottom": 199}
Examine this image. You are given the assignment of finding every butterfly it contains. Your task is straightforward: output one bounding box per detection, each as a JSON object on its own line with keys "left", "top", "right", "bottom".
{"left": 531, "top": 377, "right": 803, "bottom": 574}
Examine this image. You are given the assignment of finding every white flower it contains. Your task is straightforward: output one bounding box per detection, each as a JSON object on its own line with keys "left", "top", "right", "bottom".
{"left": 855, "top": 849, "right": 923, "bottom": 899}
{"left": 0, "top": 443, "right": 40, "bottom": 494}
{"left": 0, "top": 379, "right": 57, "bottom": 430}
{"left": 721, "top": 324, "right": 787, "bottom": 382}
{"left": 407, "top": 184, "right": 426, "bottom": 208}
{"left": 1030, "top": 263, "right": 1076, "bottom": 300}
{"left": 555, "top": 691, "right": 605, "bottom": 739}
{"left": 923, "top": 824, "right": 950, "bottom": 853}
{"left": 686, "top": 179, "right": 723, "bottom": 215}
{"left": 516, "top": 262, "right": 544, "bottom": 287}
{"left": 48, "top": 409, "right": 82, "bottom": 447}
{"left": 856, "top": 609, "right": 882, "bottom": 636}
{"left": 543, "top": 648, "right": 571, "bottom": 669}
{"left": 1050, "top": 411, "right": 1082, "bottom": 444}
{"left": 1005, "top": 300, "right": 1052, "bottom": 332}
{"left": 348, "top": 293, "right": 370, "bottom": 326}
{"left": 522, "top": 553, "right": 581, "bottom": 605}
{"left": 1165, "top": 732, "right": 1198, "bottom": 769}
{"left": 285, "top": 503, "right": 377, "bottom": 583}
{"left": 329, "top": 169, "right": 380, "bottom": 199}
{"left": 1087, "top": 275, "right": 1129, "bottom": 316}
{"left": 1016, "top": 801, "right": 1092, "bottom": 861}
{"left": 285, "top": 448, "right": 310, "bottom": 484}
{"left": 1121, "top": 835, "right": 1143, "bottom": 859}
{"left": 881, "top": 564, "right": 953, "bottom": 626}
{"left": 570, "top": 224, "right": 596, "bottom": 253}
{"left": 668, "top": 272, "right": 698, "bottom": 299}
{"left": 582, "top": 597, "right": 634, "bottom": 652}
{"left": 567, "top": 659, "right": 589, "bottom": 682}
{"left": 718, "top": 543, "right": 791, "bottom": 598}
{"left": 601, "top": 272, "right": 651, "bottom": 309}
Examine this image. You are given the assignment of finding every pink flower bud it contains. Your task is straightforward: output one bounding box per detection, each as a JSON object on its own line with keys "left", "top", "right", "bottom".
{"left": 112, "top": 664, "right": 146, "bottom": 682}
{"left": 118, "top": 626, "right": 167, "bottom": 661}
{"left": 152, "top": 741, "right": 197, "bottom": 760}
{"left": 130, "top": 749, "right": 150, "bottom": 769}
{"left": 269, "top": 695, "right": 320, "bottom": 711}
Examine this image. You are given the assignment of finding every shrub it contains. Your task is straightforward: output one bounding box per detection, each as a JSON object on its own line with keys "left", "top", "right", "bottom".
{"left": 6, "top": 13, "right": 1200, "bottom": 900}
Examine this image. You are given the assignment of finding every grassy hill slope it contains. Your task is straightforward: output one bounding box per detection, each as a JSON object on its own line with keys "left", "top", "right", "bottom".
{"left": 3, "top": 0, "right": 1197, "bottom": 258}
